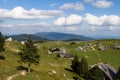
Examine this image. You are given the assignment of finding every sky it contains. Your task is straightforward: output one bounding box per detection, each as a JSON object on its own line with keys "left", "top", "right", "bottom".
{"left": 0, "top": 0, "right": 120, "bottom": 37}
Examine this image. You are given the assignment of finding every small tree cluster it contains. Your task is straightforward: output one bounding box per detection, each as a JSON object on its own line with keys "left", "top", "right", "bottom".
{"left": 71, "top": 55, "right": 105, "bottom": 79}
{"left": 71, "top": 55, "right": 88, "bottom": 78}
{"left": 71, "top": 55, "right": 79, "bottom": 73}
{"left": 86, "top": 66, "right": 105, "bottom": 80}
{"left": 18, "top": 39, "right": 40, "bottom": 73}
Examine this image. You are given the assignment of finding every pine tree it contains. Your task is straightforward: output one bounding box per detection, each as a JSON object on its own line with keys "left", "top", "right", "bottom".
{"left": 18, "top": 39, "right": 40, "bottom": 73}
{"left": 0, "top": 32, "right": 5, "bottom": 53}
{"left": 71, "top": 55, "right": 79, "bottom": 73}
{"left": 78, "top": 57, "right": 88, "bottom": 78}
{"left": 87, "top": 66, "right": 105, "bottom": 80}
{"left": 116, "top": 67, "right": 120, "bottom": 80}
{"left": 71, "top": 55, "right": 88, "bottom": 78}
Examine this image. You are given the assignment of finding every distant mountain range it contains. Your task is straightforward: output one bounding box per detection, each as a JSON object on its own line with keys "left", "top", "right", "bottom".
{"left": 9, "top": 34, "right": 47, "bottom": 41}
{"left": 9, "top": 32, "right": 93, "bottom": 41}
{"left": 34, "top": 32, "right": 93, "bottom": 41}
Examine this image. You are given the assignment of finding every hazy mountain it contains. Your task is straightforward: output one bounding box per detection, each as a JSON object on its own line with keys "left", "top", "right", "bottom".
{"left": 9, "top": 34, "right": 47, "bottom": 41}
{"left": 34, "top": 32, "right": 93, "bottom": 41}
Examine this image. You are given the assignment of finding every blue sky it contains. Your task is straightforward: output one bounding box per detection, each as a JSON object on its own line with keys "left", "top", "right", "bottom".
{"left": 0, "top": 0, "right": 120, "bottom": 37}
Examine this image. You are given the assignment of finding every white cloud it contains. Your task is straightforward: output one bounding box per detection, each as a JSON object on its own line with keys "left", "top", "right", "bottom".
{"left": 60, "top": 2, "right": 84, "bottom": 11}
{"left": 54, "top": 13, "right": 120, "bottom": 26}
{"left": 54, "top": 17, "right": 66, "bottom": 26}
{"left": 84, "top": 0, "right": 113, "bottom": 8}
{"left": 92, "top": 0, "right": 113, "bottom": 8}
{"left": 84, "top": 13, "right": 105, "bottom": 26}
{"left": 0, "top": 6, "right": 64, "bottom": 19}
{"left": 84, "top": 13, "right": 120, "bottom": 26}
{"left": 54, "top": 14, "right": 83, "bottom": 26}
{"left": 106, "top": 15, "right": 120, "bottom": 26}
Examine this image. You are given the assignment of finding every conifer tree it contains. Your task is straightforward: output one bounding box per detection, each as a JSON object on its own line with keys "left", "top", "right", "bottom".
{"left": 18, "top": 39, "right": 40, "bottom": 73}
{"left": 78, "top": 57, "right": 88, "bottom": 77}
{"left": 87, "top": 66, "right": 105, "bottom": 80}
{"left": 71, "top": 55, "right": 79, "bottom": 73}
{"left": 71, "top": 55, "right": 88, "bottom": 78}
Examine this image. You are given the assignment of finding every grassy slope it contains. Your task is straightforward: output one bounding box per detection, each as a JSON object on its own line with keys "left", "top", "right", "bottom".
{"left": 0, "top": 40, "right": 120, "bottom": 80}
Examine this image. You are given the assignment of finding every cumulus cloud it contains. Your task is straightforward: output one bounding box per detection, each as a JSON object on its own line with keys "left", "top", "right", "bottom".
{"left": 60, "top": 2, "right": 84, "bottom": 11}
{"left": 92, "top": 0, "right": 113, "bottom": 8}
{"left": 85, "top": 0, "right": 113, "bottom": 8}
{"left": 0, "top": 6, "right": 64, "bottom": 19}
{"left": 84, "top": 13, "right": 120, "bottom": 26}
{"left": 54, "top": 13, "right": 120, "bottom": 26}
{"left": 54, "top": 14, "right": 83, "bottom": 26}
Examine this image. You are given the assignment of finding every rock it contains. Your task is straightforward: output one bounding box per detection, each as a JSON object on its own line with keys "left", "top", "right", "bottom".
{"left": 112, "top": 44, "right": 120, "bottom": 50}
{"left": 92, "top": 48, "right": 95, "bottom": 51}
{"left": 98, "top": 44, "right": 105, "bottom": 51}
{"left": 21, "top": 41, "right": 25, "bottom": 45}
{"left": 64, "top": 53, "right": 74, "bottom": 59}
{"left": 6, "top": 37, "right": 13, "bottom": 41}
{"left": 76, "top": 47, "right": 83, "bottom": 51}
{"left": 49, "top": 48, "right": 60, "bottom": 53}
{"left": 98, "top": 46, "right": 105, "bottom": 51}
{"left": 82, "top": 45, "right": 90, "bottom": 50}
{"left": 48, "top": 50, "right": 52, "bottom": 54}
{"left": 21, "top": 71, "right": 26, "bottom": 76}
{"left": 51, "top": 70, "right": 56, "bottom": 74}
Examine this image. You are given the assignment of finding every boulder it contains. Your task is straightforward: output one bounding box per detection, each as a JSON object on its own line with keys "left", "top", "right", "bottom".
{"left": 76, "top": 47, "right": 83, "bottom": 51}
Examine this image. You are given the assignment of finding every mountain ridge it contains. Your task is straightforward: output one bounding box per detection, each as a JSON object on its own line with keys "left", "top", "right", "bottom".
{"left": 9, "top": 32, "right": 93, "bottom": 41}
{"left": 8, "top": 34, "right": 47, "bottom": 41}
{"left": 34, "top": 32, "right": 93, "bottom": 41}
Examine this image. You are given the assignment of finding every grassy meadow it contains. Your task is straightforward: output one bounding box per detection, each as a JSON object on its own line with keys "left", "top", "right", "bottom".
{"left": 0, "top": 39, "right": 120, "bottom": 80}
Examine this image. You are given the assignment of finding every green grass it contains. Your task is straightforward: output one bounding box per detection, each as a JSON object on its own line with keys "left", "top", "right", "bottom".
{"left": 0, "top": 40, "right": 120, "bottom": 80}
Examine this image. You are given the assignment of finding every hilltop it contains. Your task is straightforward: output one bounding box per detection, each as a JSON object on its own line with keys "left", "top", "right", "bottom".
{"left": 35, "top": 32, "right": 93, "bottom": 41}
